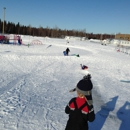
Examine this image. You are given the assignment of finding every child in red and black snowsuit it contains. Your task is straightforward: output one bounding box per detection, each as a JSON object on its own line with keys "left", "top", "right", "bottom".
{"left": 65, "top": 74, "right": 95, "bottom": 130}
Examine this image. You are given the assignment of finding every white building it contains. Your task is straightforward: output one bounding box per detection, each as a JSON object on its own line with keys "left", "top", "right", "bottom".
{"left": 65, "top": 36, "right": 87, "bottom": 41}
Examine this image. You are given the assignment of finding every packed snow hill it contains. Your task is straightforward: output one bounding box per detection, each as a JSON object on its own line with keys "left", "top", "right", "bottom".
{"left": 0, "top": 35, "right": 130, "bottom": 130}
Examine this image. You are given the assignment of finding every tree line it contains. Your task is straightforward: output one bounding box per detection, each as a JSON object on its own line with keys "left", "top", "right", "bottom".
{"left": 0, "top": 19, "right": 115, "bottom": 40}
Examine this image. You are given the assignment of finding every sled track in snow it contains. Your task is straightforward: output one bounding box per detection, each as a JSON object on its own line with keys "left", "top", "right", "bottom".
{"left": 0, "top": 75, "right": 26, "bottom": 96}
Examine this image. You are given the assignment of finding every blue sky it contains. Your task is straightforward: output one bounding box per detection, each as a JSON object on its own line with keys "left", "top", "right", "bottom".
{"left": 0, "top": 0, "right": 130, "bottom": 34}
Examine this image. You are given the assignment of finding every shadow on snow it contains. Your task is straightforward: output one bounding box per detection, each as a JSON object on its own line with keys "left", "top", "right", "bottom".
{"left": 89, "top": 96, "right": 130, "bottom": 130}
{"left": 117, "top": 101, "right": 130, "bottom": 130}
{"left": 89, "top": 96, "right": 118, "bottom": 130}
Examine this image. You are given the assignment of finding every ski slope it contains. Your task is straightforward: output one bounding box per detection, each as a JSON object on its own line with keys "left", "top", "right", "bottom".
{"left": 0, "top": 36, "right": 130, "bottom": 130}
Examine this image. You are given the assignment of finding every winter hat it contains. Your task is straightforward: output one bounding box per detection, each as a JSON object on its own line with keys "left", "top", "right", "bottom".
{"left": 76, "top": 74, "right": 93, "bottom": 96}
{"left": 69, "top": 74, "right": 93, "bottom": 105}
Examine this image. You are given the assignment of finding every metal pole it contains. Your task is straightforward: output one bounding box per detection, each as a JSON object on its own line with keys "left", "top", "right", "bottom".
{"left": 115, "top": 33, "right": 116, "bottom": 39}
{"left": 3, "top": 7, "right": 6, "bottom": 35}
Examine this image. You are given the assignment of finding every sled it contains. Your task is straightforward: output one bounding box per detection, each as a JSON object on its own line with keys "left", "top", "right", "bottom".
{"left": 80, "top": 64, "right": 88, "bottom": 70}
{"left": 63, "top": 51, "right": 67, "bottom": 56}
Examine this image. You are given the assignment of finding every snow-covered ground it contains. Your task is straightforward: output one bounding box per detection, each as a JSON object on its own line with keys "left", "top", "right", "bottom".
{"left": 0, "top": 36, "right": 130, "bottom": 130}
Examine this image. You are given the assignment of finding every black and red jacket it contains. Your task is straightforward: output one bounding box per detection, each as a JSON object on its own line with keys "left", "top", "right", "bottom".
{"left": 65, "top": 97, "right": 95, "bottom": 130}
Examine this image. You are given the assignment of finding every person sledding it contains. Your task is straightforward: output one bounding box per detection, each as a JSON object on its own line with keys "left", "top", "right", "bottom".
{"left": 65, "top": 74, "right": 95, "bottom": 130}
{"left": 80, "top": 64, "right": 88, "bottom": 70}
{"left": 66, "top": 47, "right": 70, "bottom": 56}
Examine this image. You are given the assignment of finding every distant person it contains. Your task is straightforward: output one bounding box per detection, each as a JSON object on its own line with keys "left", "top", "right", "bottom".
{"left": 27, "top": 44, "right": 30, "bottom": 48}
{"left": 80, "top": 64, "right": 88, "bottom": 70}
{"left": 18, "top": 36, "right": 22, "bottom": 45}
{"left": 66, "top": 48, "right": 70, "bottom": 56}
{"left": 65, "top": 74, "right": 95, "bottom": 130}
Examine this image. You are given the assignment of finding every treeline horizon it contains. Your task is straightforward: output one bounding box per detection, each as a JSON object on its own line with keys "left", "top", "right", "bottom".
{"left": 0, "top": 19, "right": 115, "bottom": 40}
